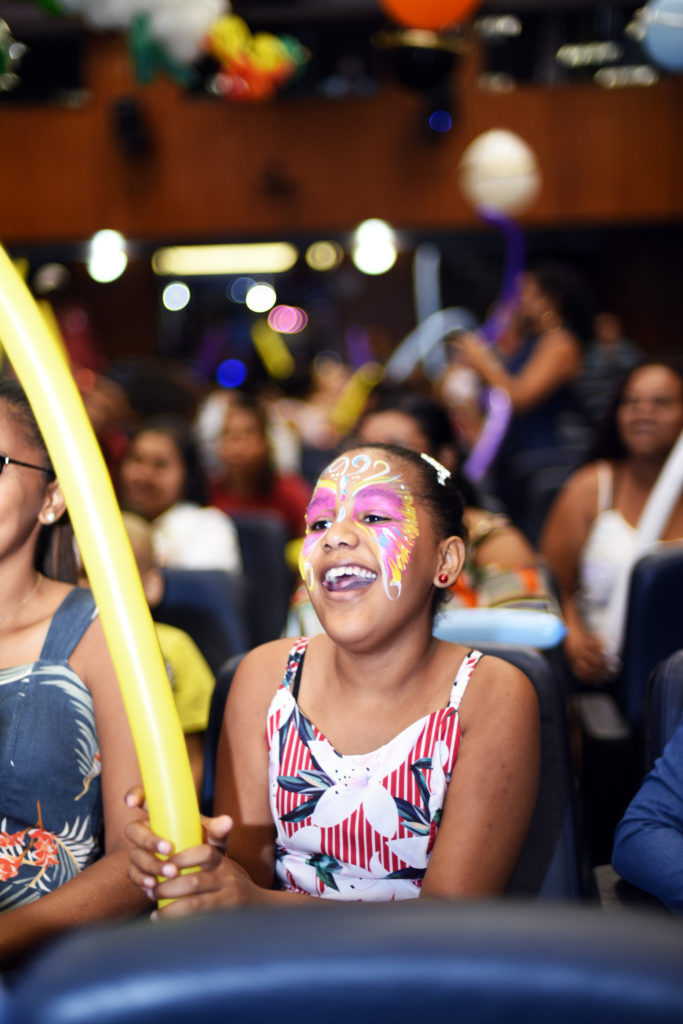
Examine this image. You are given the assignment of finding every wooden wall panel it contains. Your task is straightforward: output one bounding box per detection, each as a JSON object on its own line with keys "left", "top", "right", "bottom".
{"left": 0, "top": 34, "right": 681, "bottom": 245}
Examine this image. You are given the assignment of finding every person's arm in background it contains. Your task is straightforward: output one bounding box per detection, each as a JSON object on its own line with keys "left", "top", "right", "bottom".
{"left": 452, "top": 328, "right": 582, "bottom": 414}
{"left": 612, "top": 713, "right": 683, "bottom": 912}
{"left": 539, "top": 465, "right": 614, "bottom": 684}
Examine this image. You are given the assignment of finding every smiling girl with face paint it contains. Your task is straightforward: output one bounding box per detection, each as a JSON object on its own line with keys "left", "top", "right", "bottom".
{"left": 300, "top": 452, "right": 420, "bottom": 602}
{"left": 127, "top": 444, "right": 540, "bottom": 910}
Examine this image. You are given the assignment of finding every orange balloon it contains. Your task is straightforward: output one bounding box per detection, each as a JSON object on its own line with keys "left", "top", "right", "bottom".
{"left": 379, "top": 0, "right": 482, "bottom": 31}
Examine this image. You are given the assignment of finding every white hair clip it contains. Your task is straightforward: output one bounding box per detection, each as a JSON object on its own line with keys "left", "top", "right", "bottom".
{"left": 420, "top": 453, "right": 451, "bottom": 486}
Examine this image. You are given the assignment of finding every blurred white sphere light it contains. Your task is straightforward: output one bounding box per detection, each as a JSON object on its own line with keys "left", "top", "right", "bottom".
{"left": 458, "top": 129, "right": 541, "bottom": 215}
{"left": 246, "top": 282, "right": 277, "bottom": 312}
{"left": 352, "top": 219, "right": 397, "bottom": 276}
{"left": 163, "top": 281, "right": 191, "bottom": 311}
{"left": 87, "top": 229, "right": 127, "bottom": 283}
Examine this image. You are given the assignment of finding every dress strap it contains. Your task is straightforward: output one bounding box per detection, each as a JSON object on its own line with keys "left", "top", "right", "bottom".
{"left": 282, "top": 638, "right": 310, "bottom": 696}
{"left": 39, "top": 587, "right": 97, "bottom": 662}
{"left": 596, "top": 461, "right": 613, "bottom": 513}
{"left": 450, "top": 649, "right": 483, "bottom": 712}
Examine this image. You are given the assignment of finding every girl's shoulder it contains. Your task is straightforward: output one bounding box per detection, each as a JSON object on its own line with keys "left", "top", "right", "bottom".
{"left": 456, "top": 647, "right": 539, "bottom": 728}
{"left": 230, "top": 636, "right": 307, "bottom": 705}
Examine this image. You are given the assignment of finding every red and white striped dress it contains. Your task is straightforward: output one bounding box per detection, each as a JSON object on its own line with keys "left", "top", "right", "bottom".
{"left": 267, "top": 639, "right": 482, "bottom": 901}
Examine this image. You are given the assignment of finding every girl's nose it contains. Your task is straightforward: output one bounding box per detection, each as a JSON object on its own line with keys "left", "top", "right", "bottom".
{"left": 322, "top": 517, "right": 358, "bottom": 549}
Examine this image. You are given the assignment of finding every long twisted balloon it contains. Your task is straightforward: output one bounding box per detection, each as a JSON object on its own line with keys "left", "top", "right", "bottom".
{"left": 0, "top": 247, "right": 202, "bottom": 884}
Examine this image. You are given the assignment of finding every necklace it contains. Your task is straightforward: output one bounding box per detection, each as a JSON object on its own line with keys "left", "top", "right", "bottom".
{"left": 0, "top": 573, "right": 42, "bottom": 624}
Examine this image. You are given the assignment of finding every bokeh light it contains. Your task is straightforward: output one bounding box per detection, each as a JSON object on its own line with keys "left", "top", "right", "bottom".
{"left": 305, "top": 240, "right": 344, "bottom": 271}
{"left": 429, "top": 109, "right": 453, "bottom": 133}
{"left": 162, "top": 281, "right": 191, "bottom": 311}
{"left": 268, "top": 305, "right": 308, "bottom": 334}
{"left": 228, "top": 276, "right": 255, "bottom": 303}
{"left": 351, "top": 219, "right": 397, "bottom": 276}
{"left": 216, "top": 358, "right": 248, "bottom": 388}
{"left": 87, "top": 229, "right": 127, "bottom": 283}
{"left": 246, "top": 282, "right": 277, "bottom": 312}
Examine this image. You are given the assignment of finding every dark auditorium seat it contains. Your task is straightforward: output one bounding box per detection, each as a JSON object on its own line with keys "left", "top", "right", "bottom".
{"left": 596, "top": 650, "right": 683, "bottom": 910}
{"left": 645, "top": 649, "right": 683, "bottom": 773}
{"left": 8, "top": 902, "right": 683, "bottom": 1024}
{"left": 200, "top": 652, "right": 245, "bottom": 815}
{"left": 153, "top": 568, "right": 249, "bottom": 675}
{"left": 616, "top": 546, "right": 683, "bottom": 729}
{"left": 576, "top": 546, "right": 683, "bottom": 863}
{"left": 476, "top": 643, "right": 591, "bottom": 901}
{"left": 231, "top": 512, "right": 293, "bottom": 648}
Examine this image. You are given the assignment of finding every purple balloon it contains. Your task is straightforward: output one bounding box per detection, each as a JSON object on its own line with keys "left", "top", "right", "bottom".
{"left": 477, "top": 207, "right": 525, "bottom": 347}
{"left": 463, "top": 387, "right": 512, "bottom": 483}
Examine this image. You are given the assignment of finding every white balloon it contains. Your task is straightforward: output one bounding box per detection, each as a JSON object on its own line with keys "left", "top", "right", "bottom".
{"left": 58, "top": 0, "right": 229, "bottom": 64}
{"left": 458, "top": 128, "right": 541, "bottom": 215}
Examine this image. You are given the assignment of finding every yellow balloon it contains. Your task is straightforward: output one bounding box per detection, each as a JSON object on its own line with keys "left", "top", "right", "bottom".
{"left": 251, "top": 320, "right": 295, "bottom": 379}
{"left": 0, "top": 247, "right": 202, "bottom": 887}
{"left": 329, "top": 361, "right": 385, "bottom": 435}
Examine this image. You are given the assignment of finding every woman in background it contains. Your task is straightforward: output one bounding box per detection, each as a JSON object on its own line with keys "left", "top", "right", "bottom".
{"left": 208, "top": 390, "right": 311, "bottom": 541}
{"left": 117, "top": 416, "right": 241, "bottom": 573}
{"left": 540, "top": 359, "right": 683, "bottom": 686}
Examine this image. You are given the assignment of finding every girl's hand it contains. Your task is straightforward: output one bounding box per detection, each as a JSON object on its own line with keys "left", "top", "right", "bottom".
{"left": 124, "top": 787, "right": 256, "bottom": 916}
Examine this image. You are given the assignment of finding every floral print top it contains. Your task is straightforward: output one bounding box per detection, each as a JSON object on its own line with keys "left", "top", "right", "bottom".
{"left": 267, "top": 639, "right": 482, "bottom": 901}
{"left": 0, "top": 589, "right": 102, "bottom": 912}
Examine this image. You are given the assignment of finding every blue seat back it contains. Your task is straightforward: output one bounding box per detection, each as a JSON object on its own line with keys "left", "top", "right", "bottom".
{"left": 231, "top": 512, "right": 292, "bottom": 648}
{"left": 476, "top": 643, "right": 589, "bottom": 900}
{"left": 154, "top": 568, "right": 249, "bottom": 675}
{"left": 617, "top": 546, "right": 683, "bottom": 727}
{"left": 8, "top": 903, "right": 683, "bottom": 1024}
{"left": 645, "top": 649, "right": 683, "bottom": 773}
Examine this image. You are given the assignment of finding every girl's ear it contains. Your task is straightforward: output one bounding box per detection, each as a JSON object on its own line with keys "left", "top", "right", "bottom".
{"left": 38, "top": 479, "right": 67, "bottom": 526}
{"left": 434, "top": 535, "right": 466, "bottom": 590}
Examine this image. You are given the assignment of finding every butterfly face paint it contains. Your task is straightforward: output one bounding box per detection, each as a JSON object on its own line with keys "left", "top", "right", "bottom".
{"left": 300, "top": 453, "right": 419, "bottom": 600}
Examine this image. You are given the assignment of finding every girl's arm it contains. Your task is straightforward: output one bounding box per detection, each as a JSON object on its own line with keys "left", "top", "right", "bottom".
{"left": 420, "top": 655, "right": 540, "bottom": 898}
{"left": 0, "top": 617, "right": 148, "bottom": 969}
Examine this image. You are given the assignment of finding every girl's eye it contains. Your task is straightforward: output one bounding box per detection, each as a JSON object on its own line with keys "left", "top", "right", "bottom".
{"left": 363, "top": 513, "right": 391, "bottom": 525}
{"left": 309, "top": 518, "right": 331, "bottom": 532}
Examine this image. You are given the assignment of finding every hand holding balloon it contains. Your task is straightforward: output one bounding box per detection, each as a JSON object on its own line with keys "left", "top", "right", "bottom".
{"left": 124, "top": 787, "right": 258, "bottom": 917}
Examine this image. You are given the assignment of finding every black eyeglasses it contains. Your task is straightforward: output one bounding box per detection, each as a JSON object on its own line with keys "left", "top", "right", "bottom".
{"left": 0, "top": 455, "right": 54, "bottom": 477}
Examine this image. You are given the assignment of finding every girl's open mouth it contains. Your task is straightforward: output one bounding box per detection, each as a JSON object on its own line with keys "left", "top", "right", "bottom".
{"left": 322, "top": 565, "right": 378, "bottom": 592}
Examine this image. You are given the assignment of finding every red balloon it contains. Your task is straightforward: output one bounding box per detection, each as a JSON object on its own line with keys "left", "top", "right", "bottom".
{"left": 379, "top": 0, "right": 482, "bottom": 31}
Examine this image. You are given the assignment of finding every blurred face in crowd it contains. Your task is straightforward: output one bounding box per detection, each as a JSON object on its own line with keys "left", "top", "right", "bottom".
{"left": 118, "top": 430, "right": 186, "bottom": 521}
{"left": 217, "top": 406, "right": 270, "bottom": 479}
{"left": 617, "top": 365, "right": 683, "bottom": 461}
{"left": 356, "top": 411, "right": 431, "bottom": 456}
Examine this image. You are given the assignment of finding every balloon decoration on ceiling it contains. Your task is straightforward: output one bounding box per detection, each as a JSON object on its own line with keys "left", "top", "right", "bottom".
{"left": 636, "top": 0, "right": 683, "bottom": 72}
{"left": 0, "top": 16, "right": 26, "bottom": 91}
{"left": 379, "top": 0, "right": 483, "bottom": 32}
{"left": 32, "top": 0, "right": 309, "bottom": 98}
{"left": 206, "top": 14, "right": 309, "bottom": 102}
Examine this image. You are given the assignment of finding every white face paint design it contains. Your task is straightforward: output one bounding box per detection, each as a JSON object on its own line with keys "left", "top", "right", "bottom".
{"left": 300, "top": 453, "right": 419, "bottom": 601}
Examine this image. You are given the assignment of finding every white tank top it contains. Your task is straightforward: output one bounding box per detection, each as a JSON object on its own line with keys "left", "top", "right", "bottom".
{"left": 576, "top": 462, "right": 642, "bottom": 650}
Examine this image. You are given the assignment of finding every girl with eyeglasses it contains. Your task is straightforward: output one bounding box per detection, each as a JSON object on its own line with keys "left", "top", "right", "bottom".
{"left": 0, "top": 378, "right": 146, "bottom": 970}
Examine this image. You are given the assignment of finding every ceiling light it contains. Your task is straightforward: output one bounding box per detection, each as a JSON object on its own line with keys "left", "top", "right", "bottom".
{"left": 151, "top": 242, "right": 299, "bottom": 276}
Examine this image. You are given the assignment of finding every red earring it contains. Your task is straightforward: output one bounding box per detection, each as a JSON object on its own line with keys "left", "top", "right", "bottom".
{"left": 438, "top": 573, "right": 449, "bottom": 584}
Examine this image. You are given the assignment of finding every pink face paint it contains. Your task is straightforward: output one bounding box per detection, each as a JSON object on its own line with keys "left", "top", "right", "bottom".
{"left": 299, "top": 454, "right": 419, "bottom": 600}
